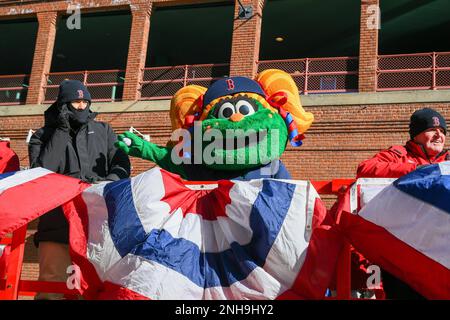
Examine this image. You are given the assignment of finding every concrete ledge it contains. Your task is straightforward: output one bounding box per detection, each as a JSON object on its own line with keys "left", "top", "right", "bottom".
{"left": 301, "top": 90, "right": 450, "bottom": 106}
{"left": 0, "top": 99, "right": 171, "bottom": 116}
{"left": 1, "top": 90, "right": 450, "bottom": 116}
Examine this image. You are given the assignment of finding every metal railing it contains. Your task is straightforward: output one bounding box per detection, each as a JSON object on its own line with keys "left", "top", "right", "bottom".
{"left": 258, "top": 56, "right": 359, "bottom": 95}
{"left": 0, "top": 74, "right": 29, "bottom": 106}
{"left": 140, "top": 63, "right": 230, "bottom": 100}
{"left": 377, "top": 51, "right": 450, "bottom": 91}
{"left": 43, "top": 69, "right": 125, "bottom": 103}
{"left": 4, "top": 52, "right": 450, "bottom": 107}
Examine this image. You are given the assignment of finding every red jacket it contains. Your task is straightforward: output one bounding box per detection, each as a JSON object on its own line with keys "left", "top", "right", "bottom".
{"left": 0, "top": 140, "right": 20, "bottom": 174}
{"left": 355, "top": 140, "right": 449, "bottom": 298}
{"left": 357, "top": 140, "right": 450, "bottom": 179}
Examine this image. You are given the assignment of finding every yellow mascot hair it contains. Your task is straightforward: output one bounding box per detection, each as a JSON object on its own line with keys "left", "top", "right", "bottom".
{"left": 256, "top": 69, "right": 314, "bottom": 134}
{"left": 170, "top": 85, "right": 207, "bottom": 131}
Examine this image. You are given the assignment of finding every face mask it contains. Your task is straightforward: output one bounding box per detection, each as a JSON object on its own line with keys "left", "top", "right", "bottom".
{"left": 68, "top": 103, "right": 90, "bottom": 125}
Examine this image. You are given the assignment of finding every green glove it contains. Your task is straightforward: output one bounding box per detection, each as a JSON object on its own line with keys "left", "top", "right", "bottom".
{"left": 116, "top": 131, "right": 147, "bottom": 158}
{"left": 116, "top": 131, "right": 187, "bottom": 178}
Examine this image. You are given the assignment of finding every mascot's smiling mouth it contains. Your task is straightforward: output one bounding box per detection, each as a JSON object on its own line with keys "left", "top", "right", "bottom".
{"left": 215, "top": 130, "right": 268, "bottom": 150}
{"left": 200, "top": 105, "right": 288, "bottom": 170}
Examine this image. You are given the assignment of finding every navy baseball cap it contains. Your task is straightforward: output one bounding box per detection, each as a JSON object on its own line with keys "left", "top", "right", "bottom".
{"left": 202, "top": 77, "right": 266, "bottom": 108}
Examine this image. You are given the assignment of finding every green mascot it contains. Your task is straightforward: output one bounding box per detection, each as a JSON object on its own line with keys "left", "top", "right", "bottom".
{"left": 115, "top": 69, "right": 314, "bottom": 181}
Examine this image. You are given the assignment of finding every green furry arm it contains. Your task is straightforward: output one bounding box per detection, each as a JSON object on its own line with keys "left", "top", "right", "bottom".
{"left": 115, "top": 131, "right": 187, "bottom": 178}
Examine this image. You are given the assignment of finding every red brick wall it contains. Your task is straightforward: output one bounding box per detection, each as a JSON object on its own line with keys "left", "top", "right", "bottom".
{"left": 122, "top": 2, "right": 152, "bottom": 101}
{"left": 25, "top": 11, "right": 58, "bottom": 105}
{"left": 358, "top": 0, "right": 379, "bottom": 92}
{"left": 229, "top": 0, "right": 264, "bottom": 78}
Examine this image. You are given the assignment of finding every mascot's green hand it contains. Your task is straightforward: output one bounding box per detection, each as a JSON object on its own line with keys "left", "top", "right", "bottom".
{"left": 116, "top": 131, "right": 146, "bottom": 158}
{"left": 116, "top": 131, "right": 187, "bottom": 178}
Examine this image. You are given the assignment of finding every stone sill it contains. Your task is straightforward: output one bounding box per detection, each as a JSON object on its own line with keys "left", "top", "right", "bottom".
{"left": 1, "top": 90, "right": 450, "bottom": 117}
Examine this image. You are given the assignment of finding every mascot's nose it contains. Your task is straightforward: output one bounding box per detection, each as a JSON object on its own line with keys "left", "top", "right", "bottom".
{"left": 229, "top": 113, "right": 245, "bottom": 122}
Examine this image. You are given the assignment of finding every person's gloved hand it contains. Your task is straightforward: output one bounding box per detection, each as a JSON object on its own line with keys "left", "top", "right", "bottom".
{"left": 56, "top": 104, "right": 71, "bottom": 131}
{"left": 84, "top": 176, "right": 109, "bottom": 184}
{"left": 115, "top": 131, "right": 146, "bottom": 158}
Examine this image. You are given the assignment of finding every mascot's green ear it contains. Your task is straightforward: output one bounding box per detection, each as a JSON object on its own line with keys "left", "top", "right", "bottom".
{"left": 256, "top": 69, "right": 314, "bottom": 134}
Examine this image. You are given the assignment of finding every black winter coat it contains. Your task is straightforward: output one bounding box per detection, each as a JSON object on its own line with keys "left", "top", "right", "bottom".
{"left": 28, "top": 102, "right": 130, "bottom": 245}
{"left": 29, "top": 102, "right": 130, "bottom": 181}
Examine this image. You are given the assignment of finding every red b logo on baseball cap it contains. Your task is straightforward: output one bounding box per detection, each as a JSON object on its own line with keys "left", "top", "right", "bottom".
{"left": 432, "top": 116, "right": 440, "bottom": 127}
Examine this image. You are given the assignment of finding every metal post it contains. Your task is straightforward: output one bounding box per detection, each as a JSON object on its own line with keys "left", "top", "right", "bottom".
{"left": 304, "top": 58, "right": 309, "bottom": 95}
{"left": 432, "top": 52, "right": 437, "bottom": 90}
{"left": 42, "top": 74, "right": 49, "bottom": 102}
{"left": 183, "top": 65, "right": 189, "bottom": 87}
{"left": 83, "top": 71, "right": 88, "bottom": 86}
{"left": 111, "top": 85, "right": 117, "bottom": 101}
{"left": 375, "top": 55, "right": 379, "bottom": 91}
{"left": 0, "top": 225, "right": 27, "bottom": 300}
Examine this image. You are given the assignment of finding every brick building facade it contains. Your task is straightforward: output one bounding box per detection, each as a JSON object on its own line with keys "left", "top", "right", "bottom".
{"left": 0, "top": 0, "right": 449, "bottom": 295}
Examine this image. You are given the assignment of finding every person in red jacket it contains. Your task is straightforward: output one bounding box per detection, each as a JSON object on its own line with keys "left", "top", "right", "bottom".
{"left": 0, "top": 138, "right": 19, "bottom": 283}
{"left": 356, "top": 107, "right": 448, "bottom": 299}
{"left": 0, "top": 138, "right": 20, "bottom": 173}
{"left": 357, "top": 108, "right": 449, "bottom": 178}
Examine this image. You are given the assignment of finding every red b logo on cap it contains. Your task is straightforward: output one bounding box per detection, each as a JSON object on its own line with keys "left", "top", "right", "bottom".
{"left": 226, "top": 79, "right": 235, "bottom": 90}
{"left": 77, "top": 90, "right": 84, "bottom": 99}
{"left": 432, "top": 116, "right": 440, "bottom": 127}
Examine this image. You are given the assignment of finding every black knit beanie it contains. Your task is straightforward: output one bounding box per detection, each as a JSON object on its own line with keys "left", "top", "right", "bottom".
{"left": 409, "top": 108, "right": 447, "bottom": 139}
{"left": 57, "top": 80, "right": 91, "bottom": 104}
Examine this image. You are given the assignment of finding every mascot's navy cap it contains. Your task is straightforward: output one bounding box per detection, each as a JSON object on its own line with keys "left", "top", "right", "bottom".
{"left": 203, "top": 77, "right": 266, "bottom": 108}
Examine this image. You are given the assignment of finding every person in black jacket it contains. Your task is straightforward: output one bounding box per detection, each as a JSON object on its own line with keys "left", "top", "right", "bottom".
{"left": 28, "top": 80, "right": 130, "bottom": 299}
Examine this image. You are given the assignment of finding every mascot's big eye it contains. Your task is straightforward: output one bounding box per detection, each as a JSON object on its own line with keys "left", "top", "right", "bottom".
{"left": 235, "top": 100, "right": 255, "bottom": 116}
{"left": 218, "top": 102, "right": 236, "bottom": 119}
